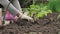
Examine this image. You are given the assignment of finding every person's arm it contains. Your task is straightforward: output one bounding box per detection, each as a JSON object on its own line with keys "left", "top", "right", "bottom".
{"left": 0, "top": 0, "right": 34, "bottom": 22}
{"left": 12, "top": 0, "right": 22, "bottom": 12}
{"left": 0, "top": 0, "right": 22, "bottom": 16}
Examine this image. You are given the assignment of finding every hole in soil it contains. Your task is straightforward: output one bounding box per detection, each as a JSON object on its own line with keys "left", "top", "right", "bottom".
{"left": 22, "top": 19, "right": 28, "bottom": 21}
{"left": 44, "top": 22, "right": 50, "bottom": 25}
{"left": 44, "top": 20, "right": 51, "bottom": 26}
{"left": 21, "top": 26, "right": 24, "bottom": 28}
{"left": 15, "top": 19, "right": 29, "bottom": 26}
{"left": 7, "top": 27, "right": 13, "bottom": 29}
{"left": 27, "top": 26, "right": 30, "bottom": 28}
{"left": 37, "top": 27, "right": 40, "bottom": 28}
{"left": 0, "top": 27, "right": 4, "bottom": 30}
{"left": 57, "top": 25, "right": 60, "bottom": 29}
{"left": 9, "top": 32, "right": 14, "bottom": 34}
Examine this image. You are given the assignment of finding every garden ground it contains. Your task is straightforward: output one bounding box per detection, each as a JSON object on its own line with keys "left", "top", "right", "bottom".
{"left": 0, "top": 12, "right": 60, "bottom": 34}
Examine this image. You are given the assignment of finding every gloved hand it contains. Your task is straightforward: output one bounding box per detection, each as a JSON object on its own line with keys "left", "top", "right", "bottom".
{"left": 21, "top": 14, "right": 34, "bottom": 22}
{"left": 16, "top": 12, "right": 34, "bottom": 22}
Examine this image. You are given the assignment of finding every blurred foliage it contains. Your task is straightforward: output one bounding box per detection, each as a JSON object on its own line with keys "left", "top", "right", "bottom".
{"left": 48, "top": 0, "right": 60, "bottom": 12}
{"left": 28, "top": 4, "right": 52, "bottom": 19}
{"left": 19, "top": 0, "right": 48, "bottom": 8}
{"left": 19, "top": 0, "right": 33, "bottom": 8}
{"left": 21, "top": 0, "right": 60, "bottom": 19}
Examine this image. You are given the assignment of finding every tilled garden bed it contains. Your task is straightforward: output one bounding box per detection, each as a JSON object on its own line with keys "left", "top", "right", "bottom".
{"left": 0, "top": 12, "right": 60, "bottom": 34}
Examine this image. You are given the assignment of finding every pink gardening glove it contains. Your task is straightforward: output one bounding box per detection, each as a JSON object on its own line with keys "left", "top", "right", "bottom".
{"left": 5, "top": 11, "right": 15, "bottom": 20}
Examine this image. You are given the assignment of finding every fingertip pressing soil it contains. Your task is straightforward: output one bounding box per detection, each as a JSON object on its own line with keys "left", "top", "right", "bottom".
{"left": 0, "top": 12, "right": 60, "bottom": 34}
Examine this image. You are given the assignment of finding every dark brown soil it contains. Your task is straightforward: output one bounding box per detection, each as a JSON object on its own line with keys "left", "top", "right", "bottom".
{"left": 0, "top": 12, "right": 60, "bottom": 34}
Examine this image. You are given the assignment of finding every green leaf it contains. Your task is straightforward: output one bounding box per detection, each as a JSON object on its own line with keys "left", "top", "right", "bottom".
{"left": 37, "top": 12, "right": 44, "bottom": 18}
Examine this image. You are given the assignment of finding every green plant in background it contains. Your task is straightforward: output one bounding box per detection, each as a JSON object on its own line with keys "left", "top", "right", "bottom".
{"left": 36, "top": 5, "right": 52, "bottom": 18}
{"left": 28, "top": 4, "right": 41, "bottom": 17}
{"left": 48, "top": 0, "right": 60, "bottom": 20}
{"left": 28, "top": 4, "right": 52, "bottom": 19}
{"left": 28, "top": 0, "right": 60, "bottom": 19}
{"left": 22, "top": 0, "right": 60, "bottom": 20}
{"left": 48, "top": 0, "right": 60, "bottom": 12}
